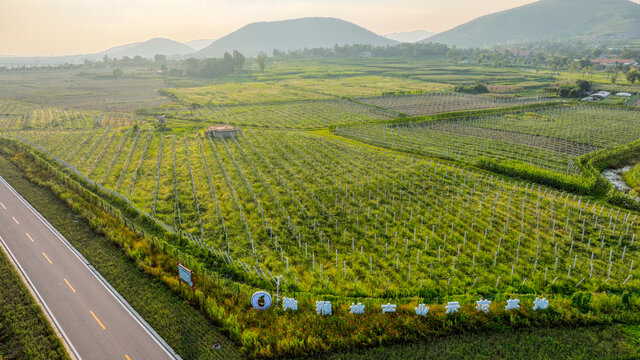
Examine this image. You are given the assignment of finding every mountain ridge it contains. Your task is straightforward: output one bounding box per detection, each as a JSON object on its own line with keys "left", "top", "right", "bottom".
{"left": 195, "top": 17, "right": 398, "bottom": 58}
{"left": 426, "top": 0, "right": 640, "bottom": 48}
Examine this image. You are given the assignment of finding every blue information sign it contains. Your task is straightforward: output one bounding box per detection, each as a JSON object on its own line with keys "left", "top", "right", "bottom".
{"left": 178, "top": 263, "right": 194, "bottom": 288}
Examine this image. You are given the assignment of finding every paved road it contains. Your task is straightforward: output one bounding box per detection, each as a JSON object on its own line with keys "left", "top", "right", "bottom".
{"left": 0, "top": 176, "right": 178, "bottom": 360}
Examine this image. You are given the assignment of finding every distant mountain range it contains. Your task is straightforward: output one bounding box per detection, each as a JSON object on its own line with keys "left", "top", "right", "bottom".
{"left": 4, "top": 0, "right": 640, "bottom": 66}
{"left": 100, "top": 38, "right": 194, "bottom": 58}
{"left": 386, "top": 30, "right": 434, "bottom": 43}
{"left": 426, "top": 0, "right": 640, "bottom": 48}
{"left": 195, "top": 17, "right": 398, "bottom": 58}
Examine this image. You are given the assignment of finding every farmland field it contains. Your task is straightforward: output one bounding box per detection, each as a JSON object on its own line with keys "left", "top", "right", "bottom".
{"left": 9, "top": 122, "right": 640, "bottom": 297}
{"left": 281, "top": 76, "right": 453, "bottom": 97}
{"left": 146, "top": 99, "right": 398, "bottom": 129}
{"left": 2, "top": 58, "right": 640, "bottom": 359}
{"left": 357, "top": 92, "right": 550, "bottom": 117}
{"left": 338, "top": 105, "right": 640, "bottom": 176}
{"left": 0, "top": 68, "right": 170, "bottom": 111}
{"left": 162, "top": 82, "right": 331, "bottom": 105}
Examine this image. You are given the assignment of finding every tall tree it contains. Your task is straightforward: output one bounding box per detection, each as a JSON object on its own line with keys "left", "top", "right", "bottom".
{"left": 256, "top": 52, "right": 267, "bottom": 72}
{"left": 232, "top": 50, "right": 245, "bottom": 71}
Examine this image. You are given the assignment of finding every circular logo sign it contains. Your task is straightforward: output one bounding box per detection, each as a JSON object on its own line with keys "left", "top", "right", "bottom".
{"left": 251, "top": 291, "right": 272, "bottom": 310}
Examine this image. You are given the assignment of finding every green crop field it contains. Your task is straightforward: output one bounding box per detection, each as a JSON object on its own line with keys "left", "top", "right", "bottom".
{"left": 337, "top": 105, "right": 640, "bottom": 176}
{"left": 10, "top": 122, "right": 640, "bottom": 298}
{"left": 2, "top": 58, "right": 640, "bottom": 359}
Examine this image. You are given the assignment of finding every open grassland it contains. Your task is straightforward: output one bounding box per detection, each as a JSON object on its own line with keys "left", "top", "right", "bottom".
{"left": 321, "top": 325, "right": 640, "bottom": 360}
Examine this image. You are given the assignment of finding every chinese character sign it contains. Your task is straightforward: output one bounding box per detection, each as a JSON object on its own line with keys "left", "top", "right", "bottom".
{"left": 283, "top": 297, "right": 298, "bottom": 311}
{"left": 350, "top": 302, "right": 365, "bottom": 314}
{"left": 381, "top": 303, "right": 397, "bottom": 314}
{"left": 533, "top": 297, "right": 549, "bottom": 311}
{"left": 505, "top": 299, "right": 520, "bottom": 311}
{"left": 415, "top": 304, "right": 429, "bottom": 316}
{"left": 445, "top": 301, "right": 461, "bottom": 314}
{"left": 316, "top": 301, "right": 332, "bottom": 316}
{"left": 476, "top": 299, "right": 491, "bottom": 313}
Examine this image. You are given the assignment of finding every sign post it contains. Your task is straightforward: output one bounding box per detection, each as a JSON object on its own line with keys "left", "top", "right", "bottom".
{"left": 178, "top": 262, "right": 194, "bottom": 289}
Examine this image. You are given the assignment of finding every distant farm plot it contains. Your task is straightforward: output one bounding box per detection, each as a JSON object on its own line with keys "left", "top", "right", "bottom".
{"left": 357, "top": 92, "right": 549, "bottom": 116}
{"left": 162, "top": 82, "right": 330, "bottom": 106}
{"left": 0, "top": 69, "right": 170, "bottom": 111}
{"left": 337, "top": 105, "right": 640, "bottom": 176}
{"left": 281, "top": 76, "right": 453, "bottom": 97}
{"left": 0, "top": 98, "right": 149, "bottom": 130}
{"left": 149, "top": 99, "right": 398, "bottom": 129}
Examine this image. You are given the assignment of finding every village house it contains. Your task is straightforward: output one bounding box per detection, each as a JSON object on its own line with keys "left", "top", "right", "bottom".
{"left": 204, "top": 124, "right": 240, "bottom": 138}
{"left": 591, "top": 59, "right": 638, "bottom": 67}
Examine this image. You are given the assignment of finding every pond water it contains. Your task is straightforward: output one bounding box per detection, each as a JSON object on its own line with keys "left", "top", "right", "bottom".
{"left": 602, "top": 166, "right": 633, "bottom": 193}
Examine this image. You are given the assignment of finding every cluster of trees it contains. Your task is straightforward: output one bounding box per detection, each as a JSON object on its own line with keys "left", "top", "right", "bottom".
{"left": 627, "top": 69, "right": 640, "bottom": 84}
{"left": 556, "top": 80, "right": 592, "bottom": 98}
{"left": 271, "top": 42, "right": 450, "bottom": 59}
{"left": 453, "top": 81, "right": 489, "bottom": 94}
{"left": 106, "top": 51, "right": 247, "bottom": 79}
{"left": 181, "top": 50, "right": 245, "bottom": 78}
{"left": 446, "top": 40, "right": 639, "bottom": 72}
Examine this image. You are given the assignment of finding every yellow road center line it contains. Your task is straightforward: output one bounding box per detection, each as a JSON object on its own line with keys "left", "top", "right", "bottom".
{"left": 26, "top": 233, "right": 34, "bottom": 242}
{"left": 64, "top": 278, "right": 76, "bottom": 293}
{"left": 90, "top": 311, "right": 106, "bottom": 330}
{"left": 125, "top": 355, "right": 132, "bottom": 360}
{"left": 42, "top": 252, "right": 52, "bottom": 264}
{"left": 0, "top": 202, "right": 5, "bottom": 209}
{"left": 11, "top": 216, "right": 19, "bottom": 225}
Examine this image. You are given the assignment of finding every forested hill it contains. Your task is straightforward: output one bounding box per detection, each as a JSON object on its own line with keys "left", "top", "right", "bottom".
{"left": 427, "top": 0, "right": 640, "bottom": 48}
{"left": 195, "top": 17, "right": 398, "bottom": 58}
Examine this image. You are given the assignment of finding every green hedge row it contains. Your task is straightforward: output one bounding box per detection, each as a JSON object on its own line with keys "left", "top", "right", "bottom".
{"left": 475, "top": 157, "right": 595, "bottom": 194}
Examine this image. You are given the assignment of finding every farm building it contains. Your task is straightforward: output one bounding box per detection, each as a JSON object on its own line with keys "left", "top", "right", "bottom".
{"left": 204, "top": 124, "right": 240, "bottom": 138}
{"left": 591, "top": 59, "right": 638, "bottom": 67}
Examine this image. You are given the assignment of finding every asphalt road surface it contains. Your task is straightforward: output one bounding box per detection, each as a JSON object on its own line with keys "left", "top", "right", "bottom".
{"left": 0, "top": 175, "right": 178, "bottom": 360}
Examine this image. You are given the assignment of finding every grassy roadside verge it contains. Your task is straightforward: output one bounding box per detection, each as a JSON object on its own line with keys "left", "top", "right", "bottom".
{"left": 0, "top": 152, "right": 241, "bottom": 360}
{"left": 320, "top": 325, "right": 640, "bottom": 360}
{"left": 0, "top": 242, "right": 70, "bottom": 360}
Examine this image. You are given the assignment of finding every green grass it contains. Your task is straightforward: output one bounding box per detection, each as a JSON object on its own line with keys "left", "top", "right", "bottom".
{"left": 320, "top": 325, "right": 640, "bottom": 360}
{"left": 0, "top": 236, "right": 70, "bottom": 359}
{"left": 0, "top": 153, "right": 241, "bottom": 360}
{"left": 162, "top": 82, "right": 330, "bottom": 106}
{"left": 281, "top": 76, "right": 453, "bottom": 97}
{"left": 623, "top": 163, "right": 640, "bottom": 193}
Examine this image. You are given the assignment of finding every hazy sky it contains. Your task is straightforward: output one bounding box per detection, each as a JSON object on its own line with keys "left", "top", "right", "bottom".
{"left": 2, "top": 0, "right": 639, "bottom": 56}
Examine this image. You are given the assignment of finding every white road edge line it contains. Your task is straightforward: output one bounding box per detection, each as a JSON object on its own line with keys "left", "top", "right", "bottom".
{"left": 0, "top": 175, "right": 180, "bottom": 360}
{"left": 0, "top": 234, "right": 82, "bottom": 360}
